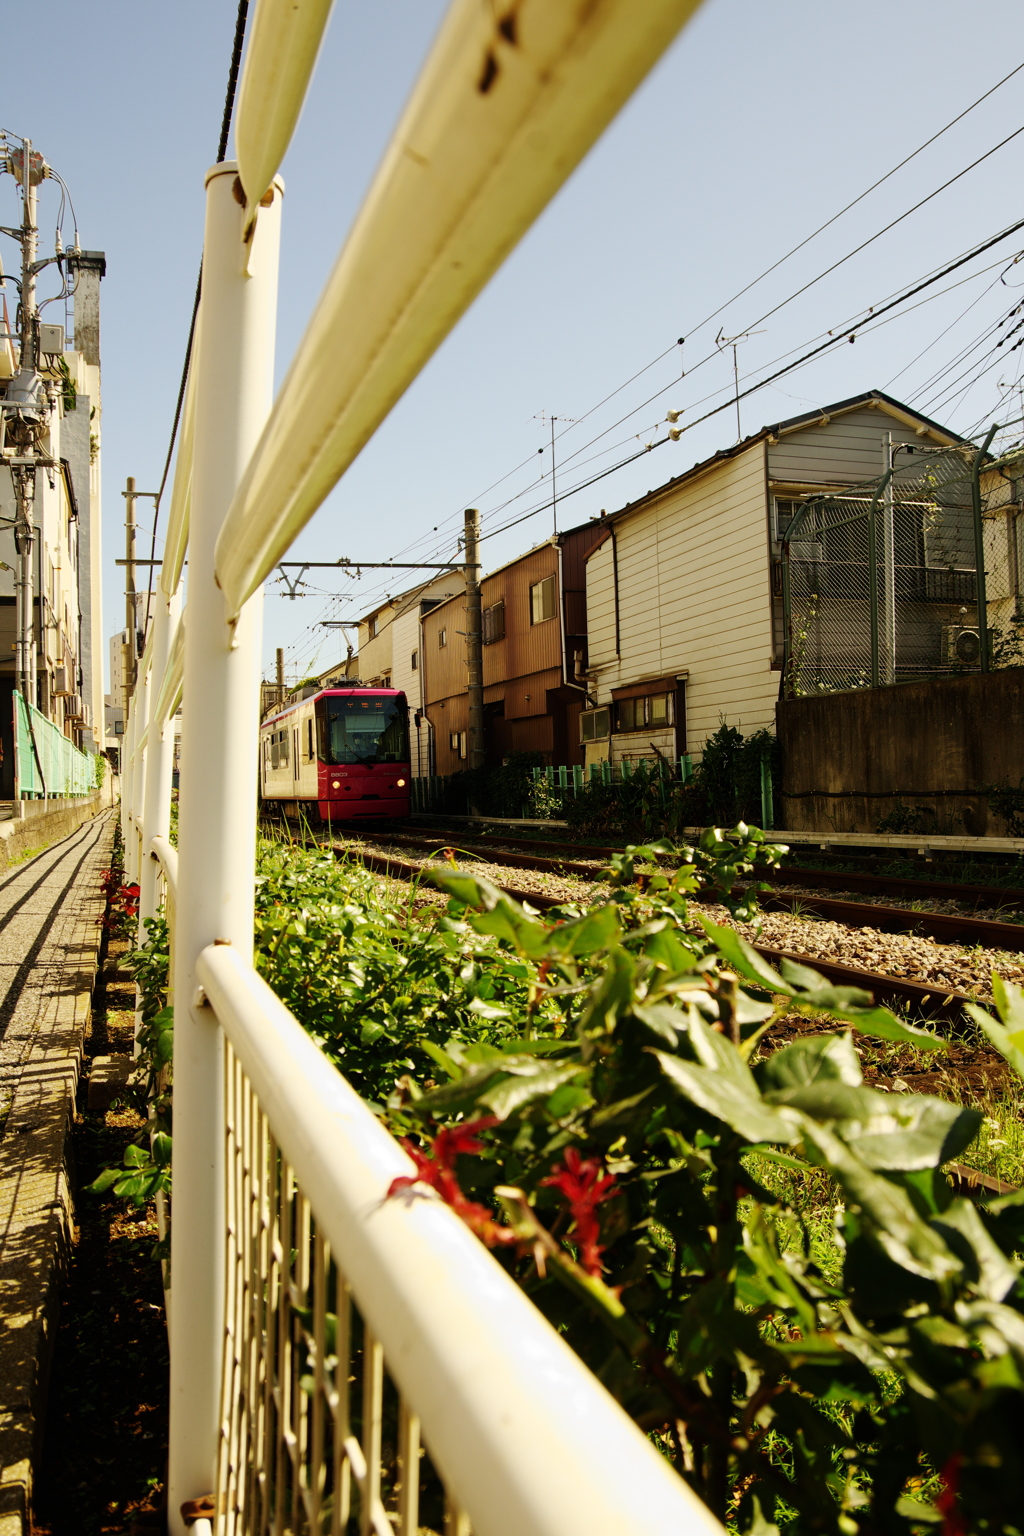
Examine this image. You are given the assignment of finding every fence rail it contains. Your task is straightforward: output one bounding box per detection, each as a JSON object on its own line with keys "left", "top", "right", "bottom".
{"left": 199, "top": 941, "right": 717, "bottom": 1536}
{"left": 116, "top": 3, "right": 728, "bottom": 1532}
{"left": 13, "top": 689, "right": 96, "bottom": 797}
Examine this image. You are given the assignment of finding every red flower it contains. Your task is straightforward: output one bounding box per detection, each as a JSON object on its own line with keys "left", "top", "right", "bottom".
{"left": 936, "top": 1456, "right": 967, "bottom": 1536}
{"left": 388, "top": 1117, "right": 517, "bottom": 1250}
{"left": 540, "top": 1147, "right": 617, "bottom": 1277}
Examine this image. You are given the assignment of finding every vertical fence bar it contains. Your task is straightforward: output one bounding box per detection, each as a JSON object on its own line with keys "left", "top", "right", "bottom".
{"left": 973, "top": 423, "right": 999, "bottom": 673}
{"left": 129, "top": 664, "right": 151, "bottom": 883}
{"left": 760, "top": 750, "right": 774, "bottom": 830}
{"left": 139, "top": 593, "right": 180, "bottom": 935}
{"left": 167, "top": 163, "right": 282, "bottom": 1536}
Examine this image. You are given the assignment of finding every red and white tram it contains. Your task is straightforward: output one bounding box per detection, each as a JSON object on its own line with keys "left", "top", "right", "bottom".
{"left": 260, "top": 686, "right": 411, "bottom": 823}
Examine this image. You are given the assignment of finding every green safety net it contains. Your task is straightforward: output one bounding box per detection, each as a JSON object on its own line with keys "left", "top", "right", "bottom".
{"left": 14, "top": 690, "right": 96, "bottom": 797}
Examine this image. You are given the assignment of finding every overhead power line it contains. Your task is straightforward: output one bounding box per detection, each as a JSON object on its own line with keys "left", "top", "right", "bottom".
{"left": 481, "top": 214, "right": 1024, "bottom": 543}
{"left": 142, "top": 0, "right": 250, "bottom": 631}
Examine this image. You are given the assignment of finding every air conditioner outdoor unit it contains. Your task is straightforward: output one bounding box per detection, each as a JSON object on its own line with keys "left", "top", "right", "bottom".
{"left": 941, "top": 625, "right": 981, "bottom": 665}
{"left": 53, "top": 665, "right": 70, "bottom": 695}
{"left": 65, "top": 693, "right": 83, "bottom": 719}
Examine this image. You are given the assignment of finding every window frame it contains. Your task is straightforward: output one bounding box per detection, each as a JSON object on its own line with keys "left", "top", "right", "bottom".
{"left": 482, "top": 599, "right": 506, "bottom": 645}
{"left": 613, "top": 693, "right": 674, "bottom": 734}
{"left": 529, "top": 575, "right": 556, "bottom": 625}
{"left": 579, "top": 706, "right": 610, "bottom": 744}
{"left": 438, "top": 627, "right": 447, "bottom": 648}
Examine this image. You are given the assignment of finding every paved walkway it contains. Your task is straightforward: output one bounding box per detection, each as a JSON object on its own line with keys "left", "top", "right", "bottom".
{"left": 0, "top": 812, "right": 113, "bottom": 1535}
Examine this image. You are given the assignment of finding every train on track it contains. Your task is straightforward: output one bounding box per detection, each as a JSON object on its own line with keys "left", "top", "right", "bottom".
{"left": 260, "top": 684, "right": 411, "bottom": 823}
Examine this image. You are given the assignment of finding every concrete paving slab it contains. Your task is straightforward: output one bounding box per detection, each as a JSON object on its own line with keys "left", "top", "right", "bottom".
{"left": 0, "top": 814, "right": 113, "bottom": 1534}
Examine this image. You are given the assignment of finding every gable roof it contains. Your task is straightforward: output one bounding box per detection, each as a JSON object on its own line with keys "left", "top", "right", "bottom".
{"left": 601, "top": 389, "right": 969, "bottom": 527}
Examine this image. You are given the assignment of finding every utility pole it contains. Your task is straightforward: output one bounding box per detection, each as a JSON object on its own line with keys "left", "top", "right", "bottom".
{"left": 464, "top": 507, "right": 485, "bottom": 770}
{"left": 125, "top": 476, "right": 137, "bottom": 708}
{"left": 11, "top": 140, "right": 42, "bottom": 708}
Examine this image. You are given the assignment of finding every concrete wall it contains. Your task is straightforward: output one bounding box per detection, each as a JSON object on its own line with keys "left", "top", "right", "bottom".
{"left": 776, "top": 671, "right": 1024, "bottom": 835}
{"left": 0, "top": 790, "right": 109, "bottom": 874}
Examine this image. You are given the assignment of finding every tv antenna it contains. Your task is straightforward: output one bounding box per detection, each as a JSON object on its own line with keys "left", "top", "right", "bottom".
{"left": 534, "top": 412, "right": 578, "bottom": 535}
{"left": 715, "top": 328, "right": 766, "bottom": 442}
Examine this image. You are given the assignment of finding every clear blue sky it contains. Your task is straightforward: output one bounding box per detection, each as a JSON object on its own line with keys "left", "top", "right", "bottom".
{"left": 2, "top": 0, "right": 1024, "bottom": 687}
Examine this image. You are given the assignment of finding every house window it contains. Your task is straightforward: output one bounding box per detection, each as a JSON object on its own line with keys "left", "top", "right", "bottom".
{"left": 411, "top": 650, "right": 418, "bottom": 671}
{"left": 579, "top": 707, "right": 610, "bottom": 744}
{"left": 368, "top": 616, "right": 377, "bottom": 639}
{"left": 449, "top": 730, "right": 467, "bottom": 759}
{"left": 482, "top": 600, "right": 505, "bottom": 644}
{"left": 614, "top": 693, "right": 673, "bottom": 732}
{"left": 530, "top": 575, "right": 556, "bottom": 624}
{"left": 438, "top": 628, "right": 447, "bottom": 648}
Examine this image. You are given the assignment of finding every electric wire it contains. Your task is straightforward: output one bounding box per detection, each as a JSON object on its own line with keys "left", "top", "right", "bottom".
{"left": 142, "top": 0, "right": 250, "bottom": 634}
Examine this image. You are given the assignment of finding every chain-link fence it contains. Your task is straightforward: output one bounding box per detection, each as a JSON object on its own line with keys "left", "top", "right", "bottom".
{"left": 780, "top": 438, "right": 1024, "bottom": 696}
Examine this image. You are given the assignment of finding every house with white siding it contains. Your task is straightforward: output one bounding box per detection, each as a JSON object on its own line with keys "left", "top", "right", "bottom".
{"left": 581, "top": 391, "right": 965, "bottom": 768}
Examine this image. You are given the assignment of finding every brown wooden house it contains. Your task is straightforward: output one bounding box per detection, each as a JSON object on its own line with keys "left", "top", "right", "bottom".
{"left": 421, "top": 518, "right": 607, "bottom": 775}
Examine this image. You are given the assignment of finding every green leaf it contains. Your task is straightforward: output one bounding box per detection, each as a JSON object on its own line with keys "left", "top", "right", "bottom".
{"left": 847, "top": 1096, "right": 982, "bottom": 1173}
{"left": 467, "top": 998, "right": 511, "bottom": 1020}
{"left": 758, "top": 1033, "right": 863, "bottom": 1093}
{"left": 480, "top": 1062, "right": 586, "bottom": 1120}
{"left": 86, "top": 1168, "right": 123, "bottom": 1194}
{"left": 420, "top": 1039, "right": 460, "bottom": 1080}
{"left": 798, "top": 1116, "right": 962, "bottom": 1281}
{"left": 123, "top": 1143, "right": 148, "bottom": 1167}
{"left": 933, "top": 1198, "right": 1019, "bottom": 1301}
{"left": 546, "top": 904, "right": 620, "bottom": 957}
{"left": 965, "top": 992, "right": 1024, "bottom": 1081}
{"left": 697, "top": 916, "right": 790, "bottom": 991}
{"left": 652, "top": 1049, "right": 800, "bottom": 1145}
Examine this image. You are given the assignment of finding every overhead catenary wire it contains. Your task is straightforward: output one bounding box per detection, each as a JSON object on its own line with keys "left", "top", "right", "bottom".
{"left": 532, "top": 60, "right": 1024, "bottom": 464}
{"left": 142, "top": 0, "right": 250, "bottom": 634}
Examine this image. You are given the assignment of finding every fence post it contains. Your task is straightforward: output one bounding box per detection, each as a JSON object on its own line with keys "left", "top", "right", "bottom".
{"left": 167, "top": 164, "right": 282, "bottom": 1535}
{"left": 129, "top": 665, "right": 151, "bottom": 882}
{"left": 138, "top": 592, "right": 181, "bottom": 935}
{"left": 972, "top": 423, "right": 999, "bottom": 673}
{"left": 760, "top": 749, "right": 774, "bottom": 830}
{"left": 865, "top": 472, "right": 891, "bottom": 690}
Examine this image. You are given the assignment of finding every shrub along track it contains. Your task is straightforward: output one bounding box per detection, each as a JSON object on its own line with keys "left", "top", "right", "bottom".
{"left": 294, "top": 823, "right": 1024, "bottom": 1027}
{"left": 277, "top": 822, "right": 1021, "bottom": 1201}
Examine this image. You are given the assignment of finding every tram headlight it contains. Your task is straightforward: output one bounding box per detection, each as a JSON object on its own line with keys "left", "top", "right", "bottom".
{"left": 332, "top": 780, "right": 340, "bottom": 789}
{"left": 397, "top": 778, "right": 406, "bottom": 787}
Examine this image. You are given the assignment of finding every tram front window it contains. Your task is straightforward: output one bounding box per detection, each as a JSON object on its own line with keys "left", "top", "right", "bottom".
{"left": 317, "top": 697, "right": 409, "bottom": 765}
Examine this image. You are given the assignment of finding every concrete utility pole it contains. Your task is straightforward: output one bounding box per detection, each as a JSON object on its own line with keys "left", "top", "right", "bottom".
{"left": 464, "top": 506, "right": 485, "bottom": 770}
{"left": 124, "top": 476, "right": 138, "bottom": 706}
{"left": 10, "top": 140, "right": 43, "bottom": 708}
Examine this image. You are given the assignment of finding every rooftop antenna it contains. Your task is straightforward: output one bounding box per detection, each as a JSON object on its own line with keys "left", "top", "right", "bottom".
{"left": 534, "top": 411, "right": 578, "bottom": 534}
{"left": 715, "top": 327, "right": 766, "bottom": 443}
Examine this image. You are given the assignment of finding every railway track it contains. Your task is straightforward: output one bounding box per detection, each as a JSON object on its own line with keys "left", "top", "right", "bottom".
{"left": 323, "top": 825, "right": 1024, "bottom": 954}
{"left": 295, "top": 828, "right": 990, "bottom": 1029}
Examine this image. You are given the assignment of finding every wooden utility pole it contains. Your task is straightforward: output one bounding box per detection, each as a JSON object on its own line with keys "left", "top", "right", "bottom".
{"left": 464, "top": 507, "right": 485, "bottom": 770}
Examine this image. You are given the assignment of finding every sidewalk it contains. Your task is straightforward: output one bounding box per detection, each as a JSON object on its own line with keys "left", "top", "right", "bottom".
{"left": 0, "top": 813, "right": 114, "bottom": 1535}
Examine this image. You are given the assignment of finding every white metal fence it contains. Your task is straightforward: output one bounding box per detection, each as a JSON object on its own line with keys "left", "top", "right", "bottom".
{"left": 121, "top": 4, "right": 722, "bottom": 1533}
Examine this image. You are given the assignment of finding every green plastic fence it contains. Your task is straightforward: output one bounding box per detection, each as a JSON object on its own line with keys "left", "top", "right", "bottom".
{"left": 14, "top": 690, "right": 95, "bottom": 797}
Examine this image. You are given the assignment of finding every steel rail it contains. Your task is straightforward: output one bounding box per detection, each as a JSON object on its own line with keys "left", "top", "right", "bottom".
{"left": 214, "top": 0, "right": 703, "bottom": 618}
{"left": 310, "top": 836, "right": 985, "bottom": 1026}
{"left": 196, "top": 940, "right": 722, "bottom": 1536}
{"left": 316, "top": 825, "right": 1024, "bottom": 950}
